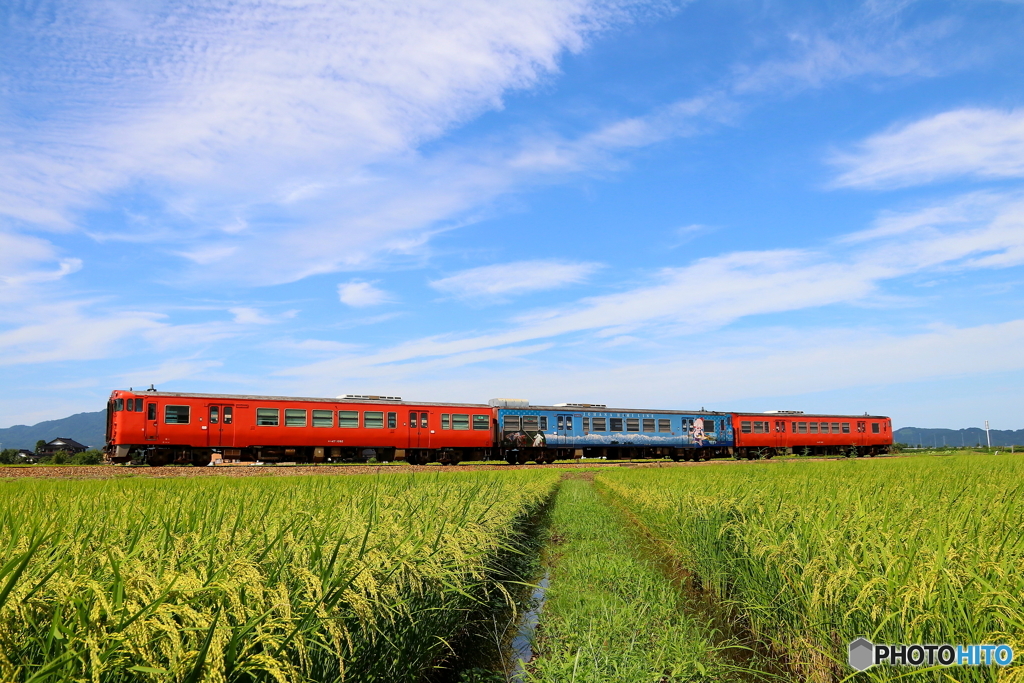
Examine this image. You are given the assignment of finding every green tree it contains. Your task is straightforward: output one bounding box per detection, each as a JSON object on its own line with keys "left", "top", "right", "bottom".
{"left": 35, "top": 439, "right": 47, "bottom": 454}
{"left": 70, "top": 449, "right": 103, "bottom": 465}
{"left": 0, "top": 448, "right": 20, "bottom": 465}
{"left": 51, "top": 449, "right": 69, "bottom": 465}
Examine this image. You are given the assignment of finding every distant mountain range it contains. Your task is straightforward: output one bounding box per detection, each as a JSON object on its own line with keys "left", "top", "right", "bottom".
{"left": 893, "top": 427, "right": 1024, "bottom": 448}
{"left": 1, "top": 410, "right": 1020, "bottom": 451}
{"left": 0, "top": 411, "right": 106, "bottom": 450}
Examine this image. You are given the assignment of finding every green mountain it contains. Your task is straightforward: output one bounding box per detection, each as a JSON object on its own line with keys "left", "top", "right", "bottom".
{"left": 894, "top": 427, "right": 1024, "bottom": 448}
{"left": 0, "top": 411, "right": 107, "bottom": 450}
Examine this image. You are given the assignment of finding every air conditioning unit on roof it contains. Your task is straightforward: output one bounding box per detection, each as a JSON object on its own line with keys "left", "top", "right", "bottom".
{"left": 554, "top": 403, "right": 607, "bottom": 408}
{"left": 337, "top": 394, "right": 402, "bottom": 401}
{"left": 488, "top": 398, "right": 529, "bottom": 408}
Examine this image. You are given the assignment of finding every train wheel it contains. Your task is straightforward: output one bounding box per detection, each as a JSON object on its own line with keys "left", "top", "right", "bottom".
{"left": 191, "top": 451, "right": 212, "bottom": 467}
{"left": 147, "top": 451, "right": 170, "bottom": 467}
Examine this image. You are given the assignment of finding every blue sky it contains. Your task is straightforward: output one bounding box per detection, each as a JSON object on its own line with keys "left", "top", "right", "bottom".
{"left": 2, "top": 0, "right": 1023, "bottom": 430}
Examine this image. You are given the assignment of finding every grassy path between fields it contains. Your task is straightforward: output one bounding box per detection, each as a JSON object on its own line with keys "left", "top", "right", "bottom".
{"left": 521, "top": 475, "right": 777, "bottom": 682}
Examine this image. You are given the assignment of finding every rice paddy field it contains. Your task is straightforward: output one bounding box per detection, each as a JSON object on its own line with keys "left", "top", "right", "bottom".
{"left": 598, "top": 454, "right": 1024, "bottom": 682}
{"left": 0, "top": 471, "right": 558, "bottom": 682}
{"left": 1, "top": 453, "right": 1022, "bottom": 681}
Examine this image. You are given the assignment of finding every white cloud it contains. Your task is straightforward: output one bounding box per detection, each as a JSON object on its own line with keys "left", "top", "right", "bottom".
{"left": 229, "top": 307, "right": 277, "bottom": 325}
{"left": 281, "top": 190, "right": 1024, "bottom": 380}
{"left": 338, "top": 281, "right": 393, "bottom": 307}
{"left": 116, "top": 359, "right": 224, "bottom": 389}
{"left": 0, "top": 0, "right": 639, "bottom": 230}
{"left": 430, "top": 260, "right": 601, "bottom": 298}
{"left": 831, "top": 108, "right": 1024, "bottom": 189}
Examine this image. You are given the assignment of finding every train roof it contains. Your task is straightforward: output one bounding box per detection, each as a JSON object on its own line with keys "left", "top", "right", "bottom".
{"left": 736, "top": 412, "right": 891, "bottom": 419}
{"left": 499, "top": 404, "right": 727, "bottom": 416}
{"left": 110, "top": 390, "right": 491, "bottom": 408}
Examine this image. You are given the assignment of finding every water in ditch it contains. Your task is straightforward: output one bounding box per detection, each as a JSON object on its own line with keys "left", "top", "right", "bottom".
{"left": 508, "top": 571, "right": 550, "bottom": 682}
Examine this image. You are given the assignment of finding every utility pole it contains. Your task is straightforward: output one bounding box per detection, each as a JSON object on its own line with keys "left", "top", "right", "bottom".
{"left": 985, "top": 420, "right": 991, "bottom": 448}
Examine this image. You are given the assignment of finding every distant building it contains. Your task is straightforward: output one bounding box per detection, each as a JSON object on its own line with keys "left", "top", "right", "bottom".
{"left": 17, "top": 449, "right": 35, "bottom": 461}
{"left": 38, "top": 438, "right": 88, "bottom": 456}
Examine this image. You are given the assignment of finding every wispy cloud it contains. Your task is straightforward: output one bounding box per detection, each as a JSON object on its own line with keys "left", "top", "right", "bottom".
{"left": 431, "top": 260, "right": 602, "bottom": 299}
{"left": 830, "top": 108, "right": 1024, "bottom": 189}
{"left": 229, "top": 307, "right": 278, "bottom": 325}
{"left": 338, "top": 281, "right": 394, "bottom": 307}
{"left": 281, "top": 190, "right": 1024, "bottom": 380}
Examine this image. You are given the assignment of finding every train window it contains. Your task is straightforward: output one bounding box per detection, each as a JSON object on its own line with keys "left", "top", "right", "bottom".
{"left": 817, "top": 422, "right": 827, "bottom": 434}
{"left": 452, "top": 414, "right": 469, "bottom": 430}
{"left": 809, "top": 422, "right": 818, "bottom": 434}
{"left": 388, "top": 412, "right": 397, "bottom": 429}
{"left": 776, "top": 421, "right": 785, "bottom": 433}
{"left": 420, "top": 413, "right": 428, "bottom": 428}
{"left": 626, "top": 418, "right": 640, "bottom": 432}
{"left": 442, "top": 414, "right": 451, "bottom": 429}
{"left": 842, "top": 422, "right": 850, "bottom": 433}
{"left": 872, "top": 422, "right": 880, "bottom": 434}
{"left": 582, "top": 417, "right": 590, "bottom": 434}
{"left": 339, "top": 410, "right": 359, "bottom": 428}
{"left": 473, "top": 415, "right": 489, "bottom": 430}
{"left": 504, "top": 415, "right": 520, "bottom": 431}
{"left": 135, "top": 398, "right": 142, "bottom": 411}
{"left": 285, "top": 409, "right": 307, "bottom": 427}
{"left": 831, "top": 422, "right": 840, "bottom": 433}
{"left": 753, "top": 422, "right": 763, "bottom": 434}
{"left": 147, "top": 403, "right": 156, "bottom": 420}
{"left": 540, "top": 416, "right": 548, "bottom": 430}
{"left": 165, "top": 405, "right": 191, "bottom": 424}
{"left": 210, "top": 406, "right": 219, "bottom": 424}
{"left": 115, "top": 398, "right": 124, "bottom": 411}
{"left": 642, "top": 419, "right": 655, "bottom": 433}
{"left": 741, "top": 421, "right": 751, "bottom": 433}
{"left": 523, "top": 416, "right": 539, "bottom": 431}
{"left": 312, "top": 410, "right": 333, "bottom": 427}
{"left": 658, "top": 419, "right": 672, "bottom": 433}
{"left": 565, "top": 416, "right": 573, "bottom": 430}
{"left": 223, "top": 406, "right": 232, "bottom": 424}
{"left": 256, "top": 408, "right": 279, "bottom": 426}
{"left": 592, "top": 417, "right": 607, "bottom": 432}
{"left": 610, "top": 417, "right": 623, "bottom": 431}
{"left": 126, "top": 399, "right": 135, "bottom": 412}
{"left": 365, "top": 411, "right": 384, "bottom": 429}
{"left": 557, "top": 415, "right": 564, "bottom": 430}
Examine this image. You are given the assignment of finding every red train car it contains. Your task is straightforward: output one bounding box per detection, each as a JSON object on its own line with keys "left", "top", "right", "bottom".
{"left": 731, "top": 411, "right": 893, "bottom": 458}
{"left": 106, "top": 390, "right": 495, "bottom": 466}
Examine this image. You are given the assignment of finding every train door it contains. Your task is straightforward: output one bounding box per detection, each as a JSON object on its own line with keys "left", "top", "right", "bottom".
{"left": 408, "top": 411, "right": 429, "bottom": 447}
{"left": 556, "top": 414, "right": 573, "bottom": 444}
{"left": 856, "top": 420, "right": 867, "bottom": 447}
{"left": 144, "top": 401, "right": 158, "bottom": 441}
{"left": 207, "top": 404, "right": 236, "bottom": 448}
{"left": 774, "top": 420, "right": 786, "bottom": 451}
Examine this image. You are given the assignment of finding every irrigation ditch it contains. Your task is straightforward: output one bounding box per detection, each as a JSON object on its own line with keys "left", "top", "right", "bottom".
{"left": 437, "top": 471, "right": 785, "bottom": 683}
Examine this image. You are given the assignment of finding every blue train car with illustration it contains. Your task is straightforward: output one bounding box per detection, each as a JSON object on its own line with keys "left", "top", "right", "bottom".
{"left": 489, "top": 399, "right": 734, "bottom": 465}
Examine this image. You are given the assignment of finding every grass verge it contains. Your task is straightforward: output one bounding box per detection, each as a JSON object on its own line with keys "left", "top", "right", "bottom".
{"left": 525, "top": 475, "right": 761, "bottom": 682}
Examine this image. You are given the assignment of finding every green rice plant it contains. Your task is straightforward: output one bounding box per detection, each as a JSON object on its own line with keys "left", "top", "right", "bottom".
{"left": 526, "top": 477, "right": 759, "bottom": 682}
{"left": 597, "top": 456, "right": 1024, "bottom": 682}
{"left": 0, "top": 470, "right": 559, "bottom": 682}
